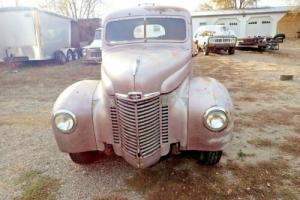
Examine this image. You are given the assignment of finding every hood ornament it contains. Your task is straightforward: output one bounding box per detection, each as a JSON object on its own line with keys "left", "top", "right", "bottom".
{"left": 132, "top": 58, "right": 141, "bottom": 90}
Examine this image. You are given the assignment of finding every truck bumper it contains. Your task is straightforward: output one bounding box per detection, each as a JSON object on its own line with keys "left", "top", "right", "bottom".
{"left": 208, "top": 44, "right": 236, "bottom": 49}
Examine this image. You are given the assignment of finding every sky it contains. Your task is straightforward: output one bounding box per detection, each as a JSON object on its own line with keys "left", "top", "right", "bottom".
{"left": 0, "top": 0, "right": 291, "bottom": 14}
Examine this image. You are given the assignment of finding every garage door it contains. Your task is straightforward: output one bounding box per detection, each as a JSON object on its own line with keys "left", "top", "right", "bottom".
{"left": 215, "top": 18, "right": 240, "bottom": 37}
{"left": 246, "top": 16, "right": 273, "bottom": 37}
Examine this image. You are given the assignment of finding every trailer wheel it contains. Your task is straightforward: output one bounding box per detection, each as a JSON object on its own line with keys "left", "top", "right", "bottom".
{"left": 72, "top": 50, "right": 80, "bottom": 60}
{"left": 228, "top": 47, "right": 235, "bottom": 55}
{"left": 66, "top": 50, "right": 73, "bottom": 62}
{"left": 69, "top": 151, "right": 104, "bottom": 164}
{"left": 196, "top": 151, "right": 223, "bottom": 165}
{"left": 55, "top": 51, "right": 67, "bottom": 65}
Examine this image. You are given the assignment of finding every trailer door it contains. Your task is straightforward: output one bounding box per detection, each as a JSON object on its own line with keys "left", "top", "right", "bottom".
{"left": 246, "top": 16, "right": 273, "bottom": 37}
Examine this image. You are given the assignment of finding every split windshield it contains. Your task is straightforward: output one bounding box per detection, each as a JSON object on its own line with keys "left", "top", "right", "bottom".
{"left": 105, "top": 18, "right": 186, "bottom": 43}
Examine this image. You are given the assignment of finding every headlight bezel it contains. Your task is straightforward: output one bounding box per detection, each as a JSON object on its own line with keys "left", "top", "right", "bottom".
{"left": 203, "top": 106, "right": 229, "bottom": 132}
{"left": 53, "top": 110, "right": 77, "bottom": 134}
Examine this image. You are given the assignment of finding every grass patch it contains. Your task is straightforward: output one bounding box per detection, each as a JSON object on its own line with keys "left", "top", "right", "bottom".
{"left": 248, "top": 139, "right": 272, "bottom": 147}
{"left": 237, "top": 150, "right": 255, "bottom": 161}
{"left": 236, "top": 96, "right": 257, "bottom": 102}
{"left": 94, "top": 196, "right": 128, "bottom": 200}
{"left": 226, "top": 160, "right": 299, "bottom": 199}
{"left": 14, "top": 170, "right": 60, "bottom": 200}
{"left": 126, "top": 158, "right": 227, "bottom": 200}
{"left": 278, "top": 136, "right": 300, "bottom": 157}
{"left": 125, "top": 156, "right": 299, "bottom": 200}
{"left": 235, "top": 108, "right": 300, "bottom": 130}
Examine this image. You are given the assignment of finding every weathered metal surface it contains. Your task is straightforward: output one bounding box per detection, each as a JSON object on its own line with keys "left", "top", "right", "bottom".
{"left": 51, "top": 5, "right": 234, "bottom": 168}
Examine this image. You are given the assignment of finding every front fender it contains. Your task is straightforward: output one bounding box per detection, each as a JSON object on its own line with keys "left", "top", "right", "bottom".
{"left": 52, "top": 80, "right": 99, "bottom": 153}
{"left": 187, "top": 77, "right": 233, "bottom": 151}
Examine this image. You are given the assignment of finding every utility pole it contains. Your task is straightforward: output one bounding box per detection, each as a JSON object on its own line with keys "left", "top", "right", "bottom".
{"left": 15, "top": 0, "right": 19, "bottom": 6}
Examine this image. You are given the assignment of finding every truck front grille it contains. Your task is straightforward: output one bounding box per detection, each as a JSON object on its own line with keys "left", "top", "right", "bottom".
{"left": 90, "top": 51, "right": 101, "bottom": 58}
{"left": 116, "top": 94, "right": 161, "bottom": 158}
{"left": 110, "top": 107, "right": 120, "bottom": 144}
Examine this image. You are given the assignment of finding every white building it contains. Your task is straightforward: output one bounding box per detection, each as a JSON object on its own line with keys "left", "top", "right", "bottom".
{"left": 191, "top": 7, "right": 289, "bottom": 38}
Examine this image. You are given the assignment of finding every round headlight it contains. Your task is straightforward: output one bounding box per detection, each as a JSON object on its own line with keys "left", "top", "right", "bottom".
{"left": 204, "top": 107, "right": 229, "bottom": 132}
{"left": 53, "top": 110, "right": 76, "bottom": 133}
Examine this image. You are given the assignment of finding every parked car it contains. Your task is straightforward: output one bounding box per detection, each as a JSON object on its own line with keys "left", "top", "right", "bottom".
{"left": 82, "top": 28, "right": 102, "bottom": 64}
{"left": 0, "top": 7, "right": 80, "bottom": 65}
{"left": 194, "top": 25, "right": 237, "bottom": 55}
{"left": 51, "top": 6, "right": 234, "bottom": 168}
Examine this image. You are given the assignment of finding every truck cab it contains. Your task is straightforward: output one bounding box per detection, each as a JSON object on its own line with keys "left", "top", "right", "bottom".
{"left": 82, "top": 28, "right": 102, "bottom": 64}
{"left": 51, "top": 6, "right": 234, "bottom": 168}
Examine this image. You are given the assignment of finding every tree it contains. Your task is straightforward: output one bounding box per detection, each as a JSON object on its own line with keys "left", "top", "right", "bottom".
{"left": 40, "top": 0, "right": 103, "bottom": 19}
{"left": 197, "top": 0, "right": 258, "bottom": 10}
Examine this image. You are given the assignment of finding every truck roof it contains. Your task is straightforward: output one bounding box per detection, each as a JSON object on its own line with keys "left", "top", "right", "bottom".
{"left": 104, "top": 5, "right": 191, "bottom": 22}
{"left": 0, "top": 6, "right": 75, "bottom": 21}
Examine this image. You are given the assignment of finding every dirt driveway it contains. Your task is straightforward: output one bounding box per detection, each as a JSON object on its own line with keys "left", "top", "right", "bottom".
{"left": 0, "top": 46, "right": 299, "bottom": 200}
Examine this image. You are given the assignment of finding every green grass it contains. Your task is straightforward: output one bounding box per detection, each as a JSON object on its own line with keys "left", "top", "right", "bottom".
{"left": 14, "top": 170, "right": 60, "bottom": 200}
{"left": 237, "top": 149, "right": 255, "bottom": 161}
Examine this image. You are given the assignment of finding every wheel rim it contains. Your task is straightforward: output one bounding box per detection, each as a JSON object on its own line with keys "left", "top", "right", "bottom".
{"left": 60, "top": 53, "right": 66, "bottom": 63}
{"left": 74, "top": 52, "right": 78, "bottom": 60}
{"left": 67, "top": 52, "right": 72, "bottom": 61}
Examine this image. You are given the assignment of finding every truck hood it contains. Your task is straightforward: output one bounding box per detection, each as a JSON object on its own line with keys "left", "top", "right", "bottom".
{"left": 102, "top": 45, "right": 191, "bottom": 95}
{"left": 213, "top": 30, "right": 236, "bottom": 37}
{"left": 84, "top": 39, "right": 102, "bottom": 49}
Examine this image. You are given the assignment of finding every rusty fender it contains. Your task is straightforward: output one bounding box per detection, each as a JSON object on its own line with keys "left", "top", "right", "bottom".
{"left": 187, "top": 77, "right": 234, "bottom": 151}
{"left": 52, "top": 80, "right": 99, "bottom": 153}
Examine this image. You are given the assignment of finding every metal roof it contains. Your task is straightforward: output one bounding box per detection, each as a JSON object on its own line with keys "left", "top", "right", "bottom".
{"left": 191, "top": 6, "right": 292, "bottom": 18}
{"left": 0, "top": 6, "right": 76, "bottom": 21}
{"left": 103, "top": 6, "right": 191, "bottom": 22}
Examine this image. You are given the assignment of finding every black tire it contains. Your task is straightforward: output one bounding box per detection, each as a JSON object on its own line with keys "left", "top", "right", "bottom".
{"left": 203, "top": 45, "right": 209, "bottom": 56}
{"left": 55, "top": 51, "right": 67, "bottom": 65}
{"left": 66, "top": 50, "right": 73, "bottom": 62}
{"left": 197, "top": 151, "right": 223, "bottom": 165}
{"left": 274, "top": 33, "right": 285, "bottom": 40}
{"left": 228, "top": 47, "right": 235, "bottom": 55}
{"left": 72, "top": 50, "right": 80, "bottom": 60}
{"left": 258, "top": 46, "right": 266, "bottom": 51}
{"left": 69, "top": 151, "right": 103, "bottom": 164}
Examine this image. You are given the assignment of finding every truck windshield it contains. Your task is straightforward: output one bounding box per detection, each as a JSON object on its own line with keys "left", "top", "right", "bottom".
{"left": 105, "top": 18, "right": 186, "bottom": 44}
{"left": 95, "top": 30, "right": 101, "bottom": 40}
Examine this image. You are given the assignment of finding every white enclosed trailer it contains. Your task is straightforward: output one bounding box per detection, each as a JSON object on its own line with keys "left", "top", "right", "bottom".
{"left": 0, "top": 7, "right": 80, "bottom": 64}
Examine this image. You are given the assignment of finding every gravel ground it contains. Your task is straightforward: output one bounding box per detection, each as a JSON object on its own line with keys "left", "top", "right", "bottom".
{"left": 0, "top": 45, "right": 299, "bottom": 200}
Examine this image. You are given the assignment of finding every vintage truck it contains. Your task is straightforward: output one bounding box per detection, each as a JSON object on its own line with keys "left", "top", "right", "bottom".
{"left": 194, "top": 25, "right": 237, "bottom": 55}
{"left": 52, "top": 6, "right": 234, "bottom": 168}
{"left": 82, "top": 28, "right": 102, "bottom": 64}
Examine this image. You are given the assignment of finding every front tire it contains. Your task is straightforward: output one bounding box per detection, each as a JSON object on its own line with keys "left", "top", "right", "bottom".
{"left": 192, "top": 44, "right": 199, "bottom": 57}
{"left": 203, "top": 45, "right": 210, "bottom": 56}
{"left": 228, "top": 47, "right": 235, "bottom": 55}
{"left": 197, "top": 151, "right": 223, "bottom": 165}
{"left": 69, "top": 151, "right": 103, "bottom": 164}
